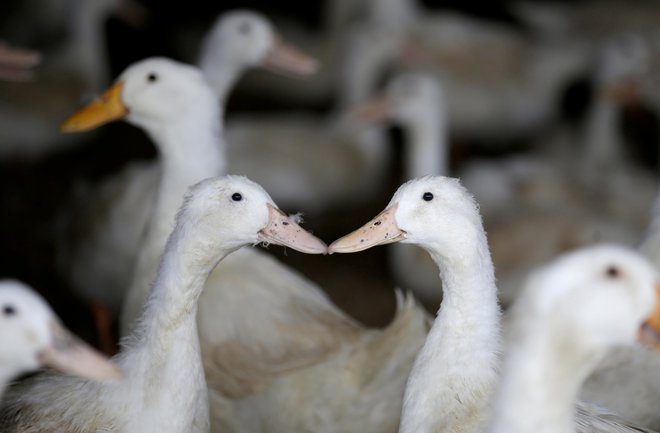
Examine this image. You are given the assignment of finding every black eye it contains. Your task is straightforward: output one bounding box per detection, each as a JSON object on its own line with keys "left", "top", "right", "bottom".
{"left": 147, "top": 73, "right": 158, "bottom": 83}
{"left": 231, "top": 193, "right": 243, "bottom": 202}
{"left": 238, "top": 21, "right": 252, "bottom": 35}
{"left": 3, "top": 304, "right": 16, "bottom": 317}
{"left": 605, "top": 266, "right": 620, "bottom": 278}
{"left": 422, "top": 192, "right": 434, "bottom": 201}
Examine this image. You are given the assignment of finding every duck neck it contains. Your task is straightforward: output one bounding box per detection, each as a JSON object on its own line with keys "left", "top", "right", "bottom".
{"left": 488, "top": 326, "right": 604, "bottom": 433}
{"left": 198, "top": 54, "right": 245, "bottom": 109}
{"left": 118, "top": 218, "right": 230, "bottom": 431}
{"left": 399, "top": 228, "right": 501, "bottom": 433}
{"left": 403, "top": 107, "right": 448, "bottom": 178}
{"left": 122, "top": 113, "right": 224, "bottom": 335}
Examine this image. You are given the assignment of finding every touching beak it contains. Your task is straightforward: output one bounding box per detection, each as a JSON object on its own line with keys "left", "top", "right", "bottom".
{"left": 257, "top": 204, "right": 327, "bottom": 254}
{"left": 352, "top": 95, "right": 392, "bottom": 124}
{"left": 60, "top": 81, "right": 128, "bottom": 132}
{"left": 38, "top": 321, "right": 124, "bottom": 381}
{"left": 328, "top": 203, "right": 405, "bottom": 254}
{"left": 261, "top": 37, "right": 319, "bottom": 77}
{"left": 638, "top": 284, "right": 660, "bottom": 350}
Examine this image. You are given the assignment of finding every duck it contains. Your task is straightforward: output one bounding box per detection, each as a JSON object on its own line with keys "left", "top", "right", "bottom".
{"left": 487, "top": 244, "right": 660, "bottom": 433}
{"left": 55, "top": 10, "right": 318, "bottom": 352}
{"left": 329, "top": 175, "right": 659, "bottom": 433}
{"left": 0, "top": 174, "right": 327, "bottom": 432}
{"left": 63, "top": 57, "right": 431, "bottom": 433}
{"left": 0, "top": 279, "right": 122, "bottom": 397}
{"left": 353, "top": 71, "right": 449, "bottom": 309}
{"left": 221, "top": 9, "right": 403, "bottom": 214}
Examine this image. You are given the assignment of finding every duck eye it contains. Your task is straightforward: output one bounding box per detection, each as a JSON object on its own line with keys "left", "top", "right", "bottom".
{"left": 2, "top": 304, "right": 16, "bottom": 317}
{"left": 422, "top": 192, "right": 434, "bottom": 201}
{"left": 147, "top": 73, "right": 158, "bottom": 83}
{"left": 231, "top": 193, "right": 243, "bottom": 202}
{"left": 605, "top": 266, "right": 620, "bottom": 278}
{"left": 238, "top": 22, "right": 252, "bottom": 35}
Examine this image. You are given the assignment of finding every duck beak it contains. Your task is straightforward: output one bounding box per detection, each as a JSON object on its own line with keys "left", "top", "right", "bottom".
{"left": 38, "top": 321, "right": 124, "bottom": 381}
{"left": 258, "top": 204, "right": 327, "bottom": 254}
{"left": 60, "top": 81, "right": 128, "bottom": 132}
{"left": 352, "top": 95, "right": 392, "bottom": 123}
{"left": 262, "top": 37, "right": 319, "bottom": 77}
{"left": 328, "top": 203, "right": 405, "bottom": 254}
{"left": 638, "top": 284, "right": 660, "bottom": 350}
{"left": 0, "top": 41, "right": 41, "bottom": 82}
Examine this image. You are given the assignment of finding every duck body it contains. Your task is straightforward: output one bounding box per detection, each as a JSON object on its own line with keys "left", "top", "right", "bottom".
{"left": 225, "top": 112, "right": 388, "bottom": 213}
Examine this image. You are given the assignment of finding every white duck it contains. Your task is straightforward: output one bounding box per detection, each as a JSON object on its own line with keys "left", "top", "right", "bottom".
{"left": 354, "top": 71, "right": 449, "bottom": 308}
{"left": 56, "top": 10, "right": 317, "bottom": 352}
{"left": 63, "top": 57, "right": 431, "bottom": 433}
{"left": 222, "top": 10, "right": 399, "bottom": 214}
{"left": 0, "top": 279, "right": 122, "bottom": 396}
{"left": 329, "top": 175, "right": 658, "bottom": 433}
{"left": 487, "top": 244, "right": 660, "bottom": 433}
{"left": 0, "top": 174, "right": 327, "bottom": 432}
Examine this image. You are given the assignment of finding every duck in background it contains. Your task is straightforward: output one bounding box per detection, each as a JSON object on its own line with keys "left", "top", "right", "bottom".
{"left": 461, "top": 31, "right": 660, "bottom": 308}
{"left": 55, "top": 10, "right": 317, "bottom": 353}
{"left": 221, "top": 11, "right": 401, "bottom": 214}
{"left": 0, "top": 175, "right": 326, "bottom": 433}
{"left": 330, "top": 175, "right": 659, "bottom": 433}
{"left": 487, "top": 245, "right": 660, "bottom": 433}
{"left": 0, "top": 279, "right": 122, "bottom": 397}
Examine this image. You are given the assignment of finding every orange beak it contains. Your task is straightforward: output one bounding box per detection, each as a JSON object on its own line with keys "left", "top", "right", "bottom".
{"left": 60, "top": 81, "right": 128, "bottom": 132}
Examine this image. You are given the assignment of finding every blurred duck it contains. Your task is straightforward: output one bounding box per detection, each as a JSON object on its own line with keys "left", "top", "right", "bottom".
{"left": 461, "top": 32, "right": 660, "bottom": 307}
{"left": 56, "top": 10, "right": 317, "bottom": 353}
{"left": 330, "top": 0, "right": 588, "bottom": 144}
{"left": 330, "top": 175, "right": 659, "bottom": 433}
{"left": 62, "top": 57, "right": 430, "bottom": 433}
{"left": 488, "top": 245, "right": 660, "bottom": 433}
{"left": 0, "top": 279, "right": 122, "bottom": 397}
{"left": 0, "top": 175, "right": 325, "bottom": 432}
{"left": 222, "top": 9, "right": 404, "bottom": 214}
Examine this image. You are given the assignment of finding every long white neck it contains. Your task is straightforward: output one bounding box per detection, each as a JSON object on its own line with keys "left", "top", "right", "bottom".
{"left": 121, "top": 111, "right": 225, "bottom": 336}
{"left": 403, "top": 106, "right": 448, "bottom": 178}
{"left": 399, "top": 227, "right": 501, "bottom": 433}
{"left": 487, "top": 325, "right": 604, "bottom": 433}
{"left": 198, "top": 53, "right": 245, "bottom": 110}
{"left": 116, "top": 215, "right": 232, "bottom": 432}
